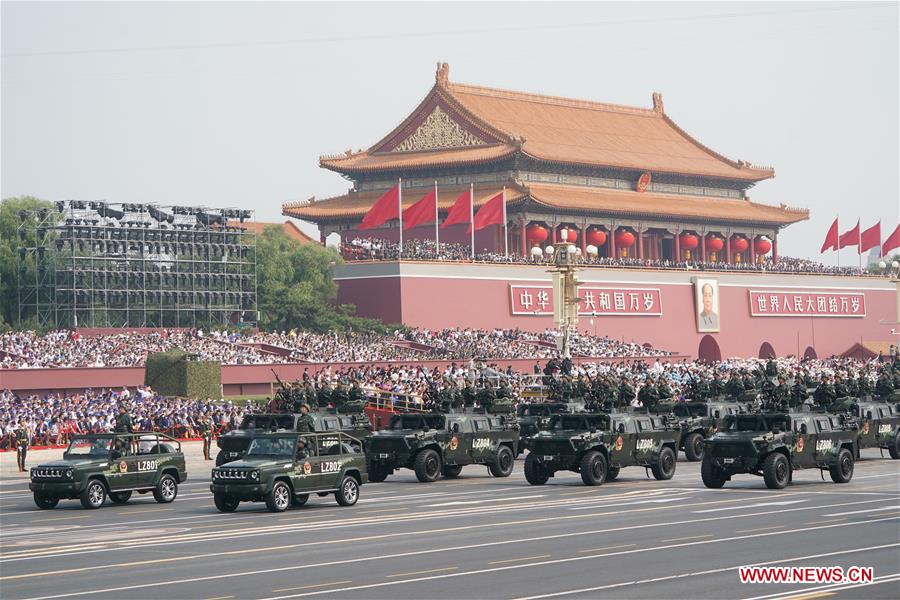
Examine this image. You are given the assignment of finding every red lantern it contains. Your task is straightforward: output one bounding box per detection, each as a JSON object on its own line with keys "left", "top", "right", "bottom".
{"left": 754, "top": 237, "right": 772, "bottom": 255}
{"left": 586, "top": 228, "right": 607, "bottom": 246}
{"left": 525, "top": 224, "right": 548, "bottom": 244}
{"left": 705, "top": 236, "right": 724, "bottom": 252}
{"left": 614, "top": 230, "right": 635, "bottom": 248}
{"left": 558, "top": 226, "right": 578, "bottom": 243}
{"left": 678, "top": 233, "right": 698, "bottom": 250}
{"left": 730, "top": 237, "right": 749, "bottom": 253}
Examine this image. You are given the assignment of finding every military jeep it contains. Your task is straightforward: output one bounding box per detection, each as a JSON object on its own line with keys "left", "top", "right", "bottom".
{"left": 216, "top": 411, "right": 372, "bottom": 466}
{"left": 665, "top": 401, "right": 749, "bottom": 461}
{"left": 516, "top": 402, "right": 582, "bottom": 455}
{"left": 851, "top": 401, "right": 900, "bottom": 458}
{"left": 366, "top": 412, "right": 520, "bottom": 483}
{"left": 702, "top": 410, "right": 858, "bottom": 489}
{"left": 210, "top": 432, "right": 367, "bottom": 512}
{"left": 524, "top": 411, "right": 680, "bottom": 486}
{"left": 30, "top": 433, "right": 187, "bottom": 509}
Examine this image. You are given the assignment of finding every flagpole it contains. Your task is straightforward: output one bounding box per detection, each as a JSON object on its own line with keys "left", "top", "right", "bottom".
{"left": 858, "top": 219, "right": 862, "bottom": 272}
{"left": 836, "top": 213, "right": 840, "bottom": 269}
{"left": 502, "top": 186, "right": 508, "bottom": 257}
{"left": 398, "top": 178, "right": 403, "bottom": 260}
{"left": 434, "top": 180, "right": 439, "bottom": 255}
{"left": 469, "top": 183, "right": 475, "bottom": 259}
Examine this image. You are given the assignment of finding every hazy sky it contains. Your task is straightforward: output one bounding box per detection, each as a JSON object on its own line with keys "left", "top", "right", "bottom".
{"left": 2, "top": 1, "right": 897, "bottom": 263}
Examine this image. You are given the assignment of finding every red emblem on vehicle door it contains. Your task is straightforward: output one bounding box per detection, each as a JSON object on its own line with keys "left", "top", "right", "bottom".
{"left": 119, "top": 461, "right": 128, "bottom": 473}
{"left": 614, "top": 436, "right": 624, "bottom": 451}
{"left": 303, "top": 462, "right": 312, "bottom": 475}
{"left": 795, "top": 437, "right": 804, "bottom": 453}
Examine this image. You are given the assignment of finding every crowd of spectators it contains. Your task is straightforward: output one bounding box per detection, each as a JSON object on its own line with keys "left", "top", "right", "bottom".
{"left": 341, "top": 237, "right": 881, "bottom": 277}
{"left": 3, "top": 353, "right": 896, "bottom": 450}
{"left": 0, "top": 328, "right": 672, "bottom": 369}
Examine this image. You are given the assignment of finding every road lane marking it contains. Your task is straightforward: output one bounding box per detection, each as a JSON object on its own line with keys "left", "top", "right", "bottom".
{"left": 808, "top": 517, "right": 845, "bottom": 524}
{"left": 821, "top": 504, "right": 899, "bottom": 516}
{"left": 29, "top": 515, "right": 90, "bottom": 523}
{"left": 426, "top": 495, "right": 545, "bottom": 507}
{"left": 204, "top": 596, "right": 235, "bottom": 600}
{"left": 386, "top": 567, "right": 457, "bottom": 578}
{"left": 778, "top": 592, "right": 835, "bottom": 600}
{"left": 660, "top": 534, "right": 712, "bottom": 543}
{"left": 693, "top": 500, "right": 806, "bottom": 513}
{"left": 734, "top": 526, "right": 783, "bottom": 533}
{"left": 271, "top": 581, "right": 352, "bottom": 593}
{"left": 18, "top": 520, "right": 899, "bottom": 600}
{"left": 488, "top": 555, "right": 551, "bottom": 565}
{"left": 188, "top": 521, "right": 256, "bottom": 530}
{"left": 578, "top": 544, "right": 636, "bottom": 553}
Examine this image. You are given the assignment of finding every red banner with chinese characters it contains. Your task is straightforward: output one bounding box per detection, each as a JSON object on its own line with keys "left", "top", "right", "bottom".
{"left": 748, "top": 290, "right": 866, "bottom": 317}
{"left": 510, "top": 286, "right": 662, "bottom": 316}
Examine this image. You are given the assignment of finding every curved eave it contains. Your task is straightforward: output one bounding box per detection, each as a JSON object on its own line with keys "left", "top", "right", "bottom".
{"left": 319, "top": 144, "right": 519, "bottom": 175}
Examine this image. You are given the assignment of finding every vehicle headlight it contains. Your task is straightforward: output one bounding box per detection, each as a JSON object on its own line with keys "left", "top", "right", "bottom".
{"left": 250, "top": 471, "right": 259, "bottom": 480}
{"left": 65, "top": 469, "right": 74, "bottom": 479}
{"left": 211, "top": 469, "right": 216, "bottom": 479}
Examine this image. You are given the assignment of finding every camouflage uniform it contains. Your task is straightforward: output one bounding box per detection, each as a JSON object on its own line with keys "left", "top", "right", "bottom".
{"left": 296, "top": 405, "right": 316, "bottom": 433}
{"left": 15, "top": 423, "right": 29, "bottom": 472}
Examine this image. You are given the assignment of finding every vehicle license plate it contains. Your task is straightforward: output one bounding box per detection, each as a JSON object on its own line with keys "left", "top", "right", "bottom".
{"left": 723, "top": 458, "right": 734, "bottom": 464}
{"left": 378, "top": 453, "right": 390, "bottom": 459}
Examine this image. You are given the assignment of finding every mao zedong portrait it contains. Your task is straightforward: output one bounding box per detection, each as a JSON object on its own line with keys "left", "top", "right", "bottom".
{"left": 699, "top": 283, "right": 719, "bottom": 330}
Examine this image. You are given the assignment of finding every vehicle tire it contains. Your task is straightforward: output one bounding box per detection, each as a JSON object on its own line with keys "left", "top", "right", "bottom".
{"left": 335, "top": 476, "right": 360, "bottom": 507}
{"left": 488, "top": 446, "right": 515, "bottom": 478}
{"left": 606, "top": 467, "right": 620, "bottom": 481}
{"left": 829, "top": 448, "right": 854, "bottom": 483}
{"left": 292, "top": 494, "right": 310, "bottom": 507}
{"left": 889, "top": 433, "right": 900, "bottom": 460}
{"left": 265, "top": 481, "right": 292, "bottom": 512}
{"left": 367, "top": 462, "right": 390, "bottom": 482}
{"left": 763, "top": 452, "right": 790, "bottom": 489}
{"left": 214, "top": 493, "right": 239, "bottom": 512}
{"left": 442, "top": 464, "right": 463, "bottom": 478}
{"left": 651, "top": 447, "right": 677, "bottom": 481}
{"left": 80, "top": 479, "right": 107, "bottom": 509}
{"left": 701, "top": 456, "right": 727, "bottom": 489}
{"left": 109, "top": 491, "right": 133, "bottom": 504}
{"left": 215, "top": 451, "right": 229, "bottom": 466}
{"left": 413, "top": 449, "right": 442, "bottom": 483}
{"left": 580, "top": 451, "right": 608, "bottom": 486}
{"left": 683, "top": 433, "right": 704, "bottom": 462}
{"left": 33, "top": 492, "right": 59, "bottom": 509}
{"left": 524, "top": 453, "right": 550, "bottom": 485}
{"left": 153, "top": 474, "right": 178, "bottom": 503}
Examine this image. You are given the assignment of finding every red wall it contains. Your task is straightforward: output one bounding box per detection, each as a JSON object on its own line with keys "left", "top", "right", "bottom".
{"left": 335, "top": 262, "right": 897, "bottom": 360}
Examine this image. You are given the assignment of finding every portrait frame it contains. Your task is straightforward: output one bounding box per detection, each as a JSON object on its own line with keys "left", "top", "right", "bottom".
{"left": 694, "top": 277, "right": 721, "bottom": 333}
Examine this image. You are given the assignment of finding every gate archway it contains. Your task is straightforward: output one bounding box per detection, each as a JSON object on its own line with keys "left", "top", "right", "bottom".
{"left": 804, "top": 346, "right": 817, "bottom": 360}
{"left": 698, "top": 335, "right": 722, "bottom": 363}
{"left": 759, "top": 342, "right": 775, "bottom": 359}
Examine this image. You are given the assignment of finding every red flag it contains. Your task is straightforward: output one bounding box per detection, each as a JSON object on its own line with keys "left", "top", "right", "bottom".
{"left": 359, "top": 184, "right": 400, "bottom": 230}
{"left": 820, "top": 218, "right": 839, "bottom": 253}
{"left": 468, "top": 192, "right": 504, "bottom": 233}
{"left": 838, "top": 220, "right": 860, "bottom": 249}
{"left": 883, "top": 224, "right": 900, "bottom": 254}
{"left": 402, "top": 189, "right": 436, "bottom": 230}
{"left": 860, "top": 221, "right": 881, "bottom": 253}
{"left": 441, "top": 189, "right": 471, "bottom": 229}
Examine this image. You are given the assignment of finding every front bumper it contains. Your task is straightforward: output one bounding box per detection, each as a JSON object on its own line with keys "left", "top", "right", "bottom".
{"left": 210, "top": 483, "right": 267, "bottom": 500}
{"left": 705, "top": 456, "right": 757, "bottom": 473}
{"left": 30, "top": 482, "right": 80, "bottom": 496}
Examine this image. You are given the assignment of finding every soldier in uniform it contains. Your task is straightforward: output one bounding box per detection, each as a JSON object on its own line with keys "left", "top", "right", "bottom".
{"left": 637, "top": 378, "right": 660, "bottom": 412}
{"left": 332, "top": 383, "right": 350, "bottom": 412}
{"left": 296, "top": 404, "right": 315, "bottom": 433}
{"left": 709, "top": 373, "right": 725, "bottom": 398}
{"left": 857, "top": 373, "right": 873, "bottom": 398}
{"left": 462, "top": 381, "right": 477, "bottom": 407}
{"left": 875, "top": 371, "right": 894, "bottom": 400}
{"left": 772, "top": 375, "right": 790, "bottom": 409}
{"left": 478, "top": 380, "right": 497, "bottom": 412}
{"left": 114, "top": 404, "right": 135, "bottom": 453}
{"left": 833, "top": 374, "right": 851, "bottom": 399}
{"left": 349, "top": 381, "right": 365, "bottom": 403}
{"left": 814, "top": 375, "right": 837, "bottom": 409}
{"left": 725, "top": 372, "right": 745, "bottom": 398}
{"left": 657, "top": 377, "right": 674, "bottom": 402}
{"left": 617, "top": 377, "right": 635, "bottom": 408}
{"left": 316, "top": 382, "right": 333, "bottom": 408}
{"left": 789, "top": 376, "right": 809, "bottom": 408}
{"left": 296, "top": 437, "right": 310, "bottom": 460}
{"left": 199, "top": 417, "right": 213, "bottom": 461}
{"left": 15, "top": 420, "right": 29, "bottom": 472}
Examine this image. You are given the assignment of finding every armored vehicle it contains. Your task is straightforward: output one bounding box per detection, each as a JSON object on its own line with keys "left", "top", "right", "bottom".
{"left": 210, "top": 432, "right": 367, "bottom": 512}
{"left": 216, "top": 411, "right": 372, "bottom": 466}
{"left": 702, "top": 410, "right": 857, "bottom": 489}
{"left": 851, "top": 401, "right": 900, "bottom": 458}
{"left": 524, "top": 411, "right": 679, "bottom": 486}
{"left": 30, "top": 433, "right": 187, "bottom": 509}
{"left": 366, "top": 412, "right": 520, "bottom": 483}
{"left": 516, "top": 402, "right": 581, "bottom": 455}
{"left": 667, "top": 401, "right": 750, "bottom": 461}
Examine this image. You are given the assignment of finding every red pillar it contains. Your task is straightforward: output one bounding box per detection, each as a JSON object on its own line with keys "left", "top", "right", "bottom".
{"left": 580, "top": 222, "right": 587, "bottom": 255}
{"left": 550, "top": 223, "right": 557, "bottom": 244}
{"left": 673, "top": 228, "right": 680, "bottom": 261}
{"left": 637, "top": 227, "right": 643, "bottom": 260}
{"left": 749, "top": 235, "right": 756, "bottom": 264}
{"left": 519, "top": 220, "right": 527, "bottom": 256}
{"left": 725, "top": 233, "right": 732, "bottom": 263}
{"left": 609, "top": 225, "right": 616, "bottom": 258}
{"left": 773, "top": 232, "right": 779, "bottom": 264}
{"left": 700, "top": 233, "right": 707, "bottom": 262}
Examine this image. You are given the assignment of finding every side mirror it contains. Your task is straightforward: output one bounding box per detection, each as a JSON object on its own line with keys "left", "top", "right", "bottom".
{"left": 617, "top": 423, "right": 626, "bottom": 434}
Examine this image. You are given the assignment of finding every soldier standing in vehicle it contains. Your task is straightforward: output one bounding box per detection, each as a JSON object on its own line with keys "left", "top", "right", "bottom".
{"left": 296, "top": 404, "right": 315, "bottom": 433}
{"left": 875, "top": 371, "right": 894, "bottom": 400}
{"left": 638, "top": 378, "right": 659, "bottom": 411}
{"left": 725, "top": 372, "right": 744, "bottom": 398}
{"left": 618, "top": 377, "right": 635, "bottom": 408}
{"left": 814, "top": 375, "right": 837, "bottom": 409}
{"left": 657, "top": 377, "right": 674, "bottom": 402}
{"left": 15, "top": 420, "right": 29, "bottom": 472}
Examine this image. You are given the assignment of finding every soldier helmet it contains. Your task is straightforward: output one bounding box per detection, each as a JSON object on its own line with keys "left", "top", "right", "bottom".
{"left": 300, "top": 403, "right": 311, "bottom": 411}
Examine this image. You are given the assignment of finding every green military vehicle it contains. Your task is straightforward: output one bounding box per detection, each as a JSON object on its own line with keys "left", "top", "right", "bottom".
{"left": 666, "top": 401, "right": 750, "bottom": 461}
{"left": 29, "top": 433, "right": 187, "bottom": 509}
{"left": 850, "top": 401, "right": 900, "bottom": 458}
{"left": 366, "top": 412, "right": 520, "bottom": 483}
{"left": 524, "top": 411, "right": 680, "bottom": 486}
{"left": 210, "top": 432, "right": 367, "bottom": 512}
{"left": 516, "top": 402, "right": 582, "bottom": 455}
{"left": 215, "top": 411, "right": 372, "bottom": 466}
{"left": 702, "top": 409, "right": 858, "bottom": 489}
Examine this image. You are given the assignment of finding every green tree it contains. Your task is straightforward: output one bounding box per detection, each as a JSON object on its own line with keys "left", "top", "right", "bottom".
{"left": 0, "top": 196, "right": 55, "bottom": 327}
{"left": 255, "top": 225, "right": 382, "bottom": 332}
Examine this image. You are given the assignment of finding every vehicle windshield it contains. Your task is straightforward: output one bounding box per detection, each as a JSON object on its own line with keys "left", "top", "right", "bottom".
{"left": 388, "top": 414, "right": 446, "bottom": 430}
{"left": 518, "top": 404, "right": 565, "bottom": 417}
{"left": 673, "top": 404, "right": 710, "bottom": 418}
{"left": 549, "top": 414, "right": 609, "bottom": 431}
{"left": 727, "top": 415, "right": 790, "bottom": 432}
{"left": 66, "top": 437, "right": 112, "bottom": 456}
{"left": 241, "top": 415, "right": 294, "bottom": 431}
{"left": 245, "top": 437, "right": 295, "bottom": 457}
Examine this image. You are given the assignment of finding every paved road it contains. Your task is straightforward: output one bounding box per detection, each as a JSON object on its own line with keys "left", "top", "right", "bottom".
{"left": 1, "top": 444, "right": 898, "bottom": 600}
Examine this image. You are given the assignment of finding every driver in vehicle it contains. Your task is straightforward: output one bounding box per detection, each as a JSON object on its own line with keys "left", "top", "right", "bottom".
{"left": 296, "top": 438, "right": 309, "bottom": 460}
